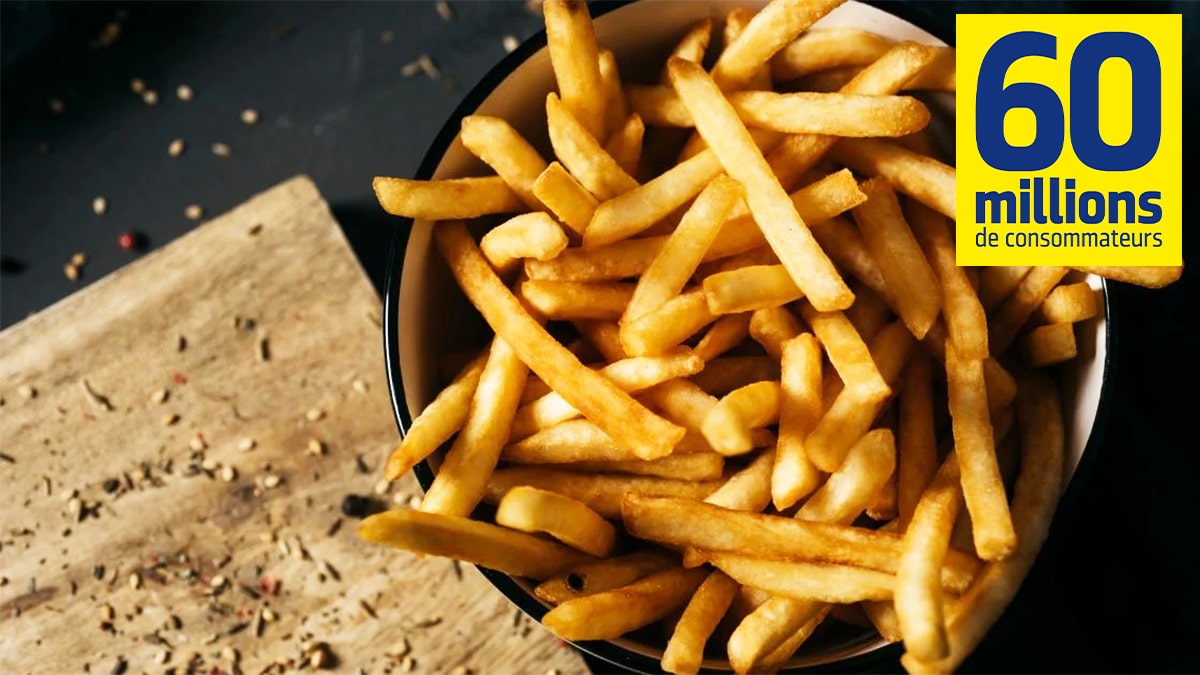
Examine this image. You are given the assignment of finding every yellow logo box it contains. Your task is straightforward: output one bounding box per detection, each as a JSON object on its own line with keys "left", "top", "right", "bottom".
{"left": 955, "top": 14, "right": 1181, "bottom": 266}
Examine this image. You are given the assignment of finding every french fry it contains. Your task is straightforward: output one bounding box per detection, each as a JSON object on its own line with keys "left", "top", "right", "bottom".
{"left": 1034, "top": 282, "right": 1099, "bottom": 324}
{"left": 669, "top": 57, "right": 853, "bottom": 311}
{"left": 542, "top": 567, "right": 709, "bottom": 641}
{"left": 627, "top": 84, "right": 695, "bottom": 127}
{"left": 385, "top": 351, "right": 488, "bottom": 480}
{"left": 702, "top": 381, "right": 782, "bottom": 456}
{"left": 604, "top": 113, "right": 645, "bottom": 177}
{"left": 694, "top": 247, "right": 780, "bottom": 282}
{"left": 585, "top": 149, "right": 724, "bottom": 247}
{"left": 728, "top": 598, "right": 825, "bottom": 674}
{"left": 831, "top": 137, "right": 956, "bottom": 219}
{"left": 624, "top": 175, "right": 742, "bottom": 322}
{"left": 690, "top": 356, "right": 780, "bottom": 397}
{"left": 480, "top": 212, "right": 569, "bottom": 272}
{"left": 902, "top": 373, "right": 1064, "bottom": 674}
{"left": 772, "top": 333, "right": 823, "bottom": 509}
{"left": 460, "top": 115, "right": 549, "bottom": 209}
{"left": 906, "top": 47, "right": 956, "bottom": 91}
{"left": 895, "top": 453, "right": 964, "bottom": 662}
{"left": 771, "top": 27, "right": 893, "bottom": 81}
{"left": 535, "top": 549, "right": 678, "bottom": 604}
{"left": 988, "top": 266, "right": 1070, "bottom": 355}
{"left": 543, "top": 0, "right": 606, "bottom": 139}
{"left": 546, "top": 93, "right": 639, "bottom": 200}
{"left": 703, "top": 447, "right": 777, "bottom": 512}
{"left": 710, "top": 0, "right": 847, "bottom": 91}
{"left": 526, "top": 238, "right": 663, "bottom": 282}
{"left": 844, "top": 281, "right": 892, "bottom": 343}
{"left": 598, "top": 49, "right": 629, "bottom": 140}
{"left": 897, "top": 350, "right": 938, "bottom": 528}
{"left": 945, "top": 342, "right": 1014, "bottom": 561}
{"left": 661, "top": 571, "right": 740, "bottom": 675}
{"left": 797, "top": 429, "right": 896, "bottom": 524}
{"left": 922, "top": 322, "right": 1018, "bottom": 416}
{"left": 862, "top": 600, "right": 904, "bottom": 643}
{"left": 693, "top": 313, "right": 752, "bottom": 361}
{"left": 503, "top": 419, "right": 715, "bottom": 464}
{"left": 532, "top": 161, "right": 599, "bottom": 238}
{"left": 757, "top": 606, "right": 835, "bottom": 671}
{"left": 421, "top": 337, "right": 528, "bottom": 517}
{"left": 621, "top": 287, "right": 716, "bottom": 356}
{"left": 853, "top": 178, "right": 942, "bottom": 339}
{"left": 510, "top": 352, "right": 705, "bottom": 438}
{"left": 358, "top": 509, "right": 590, "bottom": 580}
{"left": 496, "top": 485, "right": 618, "bottom": 557}
{"left": 703, "top": 264, "right": 804, "bottom": 314}
{"left": 978, "top": 265, "right": 1031, "bottom": 311}
{"left": 436, "top": 222, "right": 684, "bottom": 459}
{"left": 810, "top": 216, "right": 889, "bottom": 301}
{"left": 1021, "top": 323, "right": 1077, "bottom": 367}
{"left": 665, "top": 19, "right": 714, "bottom": 81}
{"left": 487, "top": 467, "right": 723, "bottom": 519}
{"left": 798, "top": 303, "right": 890, "bottom": 399}
{"left": 642, "top": 379, "right": 719, "bottom": 435}
{"left": 806, "top": 321, "right": 914, "bottom": 472}
{"left": 722, "top": 7, "right": 774, "bottom": 92}
{"left": 1071, "top": 265, "right": 1182, "bottom": 288}
{"left": 373, "top": 176, "right": 523, "bottom": 219}
{"left": 731, "top": 91, "right": 930, "bottom": 136}
{"left": 908, "top": 200, "right": 989, "bottom": 359}
{"left": 518, "top": 280, "right": 635, "bottom": 320}
{"left": 562, "top": 453, "right": 725, "bottom": 481}
{"left": 703, "top": 553, "right": 895, "bottom": 604}
{"left": 748, "top": 306, "right": 804, "bottom": 360}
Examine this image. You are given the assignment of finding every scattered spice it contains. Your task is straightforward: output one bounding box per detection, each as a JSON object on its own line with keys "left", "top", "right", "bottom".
{"left": 418, "top": 54, "right": 442, "bottom": 80}
{"left": 168, "top": 139, "right": 185, "bottom": 157}
{"left": 305, "top": 408, "right": 325, "bottom": 422}
{"left": 435, "top": 0, "right": 456, "bottom": 21}
{"left": 211, "top": 142, "right": 232, "bottom": 158}
{"left": 318, "top": 560, "right": 340, "bottom": 581}
{"left": 17, "top": 384, "right": 36, "bottom": 399}
{"left": 161, "top": 413, "right": 180, "bottom": 426}
{"left": 237, "top": 437, "right": 256, "bottom": 452}
{"left": 93, "top": 564, "right": 106, "bottom": 580}
{"left": 111, "top": 657, "right": 128, "bottom": 675}
{"left": 142, "top": 90, "right": 158, "bottom": 105}
{"left": 405, "top": 616, "right": 443, "bottom": 630}
{"left": 176, "top": 84, "right": 194, "bottom": 101}
{"left": 248, "top": 223, "right": 263, "bottom": 236}
{"left": 177, "top": 337, "right": 187, "bottom": 353}
{"left": 103, "top": 478, "right": 120, "bottom": 493}
{"left": 401, "top": 59, "right": 423, "bottom": 78}
{"left": 80, "top": 379, "right": 114, "bottom": 411}
{"left": 326, "top": 517, "right": 343, "bottom": 537}
{"left": 184, "top": 204, "right": 204, "bottom": 221}
{"left": 0, "top": 453, "right": 14, "bottom": 464}
{"left": 151, "top": 388, "right": 168, "bottom": 404}
{"left": 92, "top": 196, "right": 108, "bottom": 215}
{"left": 449, "top": 667, "right": 471, "bottom": 675}
{"left": 451, "top": 559, "right": 463, "bottom": 581}
{"left": 49, "top": 97, "right": 65, "bottom": 114}
{"left": 130, "top": 78, "right": 145, "bottom": 94}
{"left": 67, "top": 497, "right": 84, "bottom": 521}
{"left": 358, "top": 598, "right": 377, "bottom": 619}
{"left": 241, "top": 109, "right": 260, "bottom": 125}
{"left": 503, "top": 35, "right": 520, "bottom": 53}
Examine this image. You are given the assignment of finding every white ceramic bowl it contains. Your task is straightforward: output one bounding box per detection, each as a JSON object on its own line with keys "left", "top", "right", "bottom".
{"left": 382, "top": 2, "right": 1112, "bottom": 670}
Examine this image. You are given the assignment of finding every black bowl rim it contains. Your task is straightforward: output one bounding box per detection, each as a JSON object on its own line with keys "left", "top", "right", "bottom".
{"left": 380, "top": 2, "right": 1118, "bottom": 672}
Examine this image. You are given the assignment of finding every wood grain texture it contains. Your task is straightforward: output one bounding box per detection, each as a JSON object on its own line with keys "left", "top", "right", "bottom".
{"left": 0, "top": 176, "right": 586, "bottom": 675}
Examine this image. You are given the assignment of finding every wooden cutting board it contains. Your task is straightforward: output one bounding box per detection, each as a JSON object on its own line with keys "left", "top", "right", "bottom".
{"left": 0, "top": 176, "right": 586, "bottom": 675}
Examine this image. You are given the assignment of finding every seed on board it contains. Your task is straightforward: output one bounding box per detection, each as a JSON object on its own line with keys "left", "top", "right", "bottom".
{"left": 129, "top": 573, "right": 141, "bottom": 590}
{"left": 373, "top": 480, "right": 390, "bottom": 496}
{"left": 435, "top": 0, "right": 456, "bottom": 21}
{"left": 240, "top": 109, "right": 259, "bottom": 125}
{"left": 200, "top": 457, "right": 219, "bottom": 472}
{"left": 176, "top": 85, "right": 194, "bottom": 101}
{"left": 237, "top": 438, "right": 255, "bottom": 452}
{"left": 92, "top": 196, "right": 108, "bottom": 215}
{"left": 142, "top": 90, "right": 158, "bottom": 105}
{"left": 161, "top": 413, "right": 180, "bottom": 426}
{"left": 189, "top": 435, "right": 207, "bottom": 451}
{"left": 155, "top": 650, "right": 170, "bottom": 665}
{"left": 503, "top": 35, "right": 520, "bottom": 53}
{"left": 351, "top": 379, "right": 368, "bottom": 394}
{"left": 210, "top": 575, "right": 227, "bottom": 589}
{"left": 220, "top": 465, "right": 236, "bottom": 482}
{"left": 211, "top": 142, "right": 232, "bottom": 158}
{"left": 305, "top": 408, "right": 324, "bottom": 422}
{"left": 130, "top": 78, "right": 145, "bottom": 94}
{"left": 257, "top": 336, "right": 270, "bottom": 362}
{"left": 184, "top": 205, "right": 204, "bottom": 221}
{"left": 48, "top": 97, "right": 65, "bottom": 114}
{"left": 168, "top": 139, "right": 185, "bottom": 157}
{"left": 17, "top": 384, "right": 36, "bottom": 399}
{"left": 400, "top": 656, "right": 416, "bottom": 672}
{"left": 418, "top": 54, "right": 441, "bottom": 80}
{"left": 151, "top": 389, "right": 168, "bottom": 404}
{"left": 449, "top": 666, "right": 471, "bottom": 675}
{"left": 306, "top": 438, "right": 325, "bottom": 456}
{"left": 261, "top": 607, "right": 277, "bottom": 623}
{"left": 100, "top": 603, "right": 115, "bottom": 621}
{"left": 262, "top": 474, "right": 282, "bottom": 489}
{"left": 67, "top": 497, "right": 83, "bottom": 520}
{"left": 64, "top": 263, "right": 80, "bottom": 281}
{"left": 308, "top": 642, "right": 333, "bottom": 670}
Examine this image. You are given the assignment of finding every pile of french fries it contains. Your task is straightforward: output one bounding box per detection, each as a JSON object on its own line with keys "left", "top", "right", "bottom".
{"left": 363, "top": 1, "right": 1183, "bottom": 673}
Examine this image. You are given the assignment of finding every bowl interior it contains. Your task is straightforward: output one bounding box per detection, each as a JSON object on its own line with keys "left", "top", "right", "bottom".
{"left": 392, "top": 1, "right": 1109, "bottom": 671}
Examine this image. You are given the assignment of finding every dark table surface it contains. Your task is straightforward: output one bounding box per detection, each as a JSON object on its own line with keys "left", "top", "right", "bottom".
{"left": 2, "top": 2, "right": 1198, "bottom": 673}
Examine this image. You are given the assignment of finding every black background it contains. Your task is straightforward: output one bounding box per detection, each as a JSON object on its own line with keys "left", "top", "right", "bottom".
{"left": 2, "top": 2, "right": 1197, "bottom": 673}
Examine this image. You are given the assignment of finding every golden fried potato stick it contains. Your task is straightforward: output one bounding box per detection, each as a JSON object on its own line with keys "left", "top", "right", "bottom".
{"left": 496, "top": 486, "right": 617, "bottom": 557}
{"left": 797, "top": 429, "right": 896, "bottom": 524}
{"left": 772, "top": 333, "right": 823, "bottom": 509}
{"left": 771, "top": 27, "right": 893, "bottom": 81}
{"left": 436, "top": 222, "right": 684, "bottom": 459}
{"left": 669, "top": 57, "right": 853, "bottom": 311}
{"left": 373, "top": 176, "right": 524, "bottom": 219}
{"left": 844, "top": 281, "right": 892, "bottom": 343}
{"left": 1021, "top": 323, "right": 1077, "bottom": 367}
{"left": 702, "top": 381, "right": 783, "bottom": 456}
{"left": 1071, "top": 265, "right": 1182, "bottom": 288}
{"left": 988, "top": 266, "right": 1070, "bottom": 355}
{"left": 535, "top": 549, "right": 678, "bottom": 604}
{"left": 722, "top": 7, "right": 774, "bottom": 91}
{"left": 546, "top": 93, "right": 638, "bottom": 200}
{"left": 862, "top": 600, "right": 904, "bottom": 643}
{"left": 902, "top": 373, "right": 1064, "bottom": 674}
{"left": 604, "top": 113, "right": 644, "bottom": 177}
{"left": 946, "top": 342, "right": 1014, "bottom": 561}
{"left": 897, "top": 349, "right": 938, "bottom": 528}
{"left": 486, "top": 467, "right": 723, "bottom": 519}
{"left": 563, "top": 453, "right": 725, "bottom": 481}
{"left": 703, "top": 447, "right": 777, "bottom": 512}
{"left": 730, "top": 92, "right": 930, "bottom": 136}
{"left": 503, "top": 419, "right": 716, "bottom": 464}
{"left": 358, "top": 509, "right": 590, "bottom": 580}
{"left": 421, "top": 337, "right": 528, "bottom": 517}
{"left": 832, "top": 137, "right": 956, "bottom": 219}
{"left": 978, "top": 265, "right": 1031, "bottom": 311}
{"left": 702, "top": 553, "right": 895, "bottom": 604}
{"left": 798, "top": 303, "right": 890, "bottom": 400}
{"left": 542, "top": 567, "right": 709, "bottom": 641}
{"left": 896, "top": 452, "right": 964, "bottom": 662}
{"left": 710, "top": 0, "right": 847, "bottom": 91}
{"left": 1034, "top": 282, "right": 1099, "bottom": 324}
{"left": 460, "top": 115, "right": 548, "bottom": 209}
{"left": 693, "top": 313, "right": 753, "bottom": 361}
{"left": 661, "top": 571, "right": 740, "bottom": 675}
{"left": 384, "top": 351, "right": 487, "bottom": 480}
{"left": 703, "top": 264, "right": 804, "bottom": 314}
{"left": 853, "top": 178, "right": 942, "bottom": 339}
{"left": 621, "top": 288, "right": 716, "bottom": 356}
{"left": 518, "top": 280, "right": 635, "bottom": 321}
{"left": 906, "top": 46, "right": 956, "bottom": 90}
{"left": 532, "top": 161, "right": 598, "bottom": 239}
{"left": 597, "top": 49, "right": 628, "bottom": 140}
{"left": 543, "top": 0, "right": 606, "bottom": 139}
{"left": 748, "top": 305, "right": 804, "bottom": 361}
{"left": 664, "top": 19, "right": 714, "bottom": 83}
{"left": 908, "top": 200, "right": 989, "bottom": 360}
{"left": 510, "top": 351, "right": 705, "bottom": 438}
{"left": 480, "top": 212, "right": 569, "bottom": 273}
{"left": 810, "top": 216, "right": 889, "bottom": 301}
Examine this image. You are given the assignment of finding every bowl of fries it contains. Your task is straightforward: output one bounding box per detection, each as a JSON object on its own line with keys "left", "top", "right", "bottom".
{"left": 364, "top": 0, "right": 1183, "bottom": 672}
